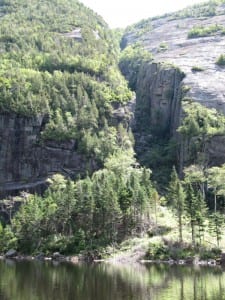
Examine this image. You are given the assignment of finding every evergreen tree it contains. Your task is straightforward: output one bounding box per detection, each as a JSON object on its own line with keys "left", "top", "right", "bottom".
{"left": 207, "top": 164, "right": 225, "bottom": 212}
{"left": 184, "top": 184, "right": 207, "bottom": 245}
{"left": 195, "top": 191, "right": 207, "bottom": 244}
{"left": 209, "top": 212, "right": 224, "bottom": 247}
{"left": 167, "top": 167, "right": 186, "bottom": 242}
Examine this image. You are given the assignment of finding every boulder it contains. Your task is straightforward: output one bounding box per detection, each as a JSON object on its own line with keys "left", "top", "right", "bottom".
{"left": 5, "top": 249, "right": 17, "bottom": 258}
{"left": 207, "top": 259, "right": 216, "bottom": 266}
{"left": 52, "top": 252, "right": 61, "bottom": 259}
{"left": 52, "top": 252, "right": 66, "bottom": 261}
{"left": 35, "top": 252, "right": 45, "bottom": 260}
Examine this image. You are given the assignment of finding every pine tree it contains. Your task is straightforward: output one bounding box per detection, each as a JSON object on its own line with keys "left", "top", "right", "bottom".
{"left": 207, "top": 164, "right": 225, "bottom": 213}
{"left": 167, "top": 167, "right": 186, "bottom": 242}
{"left": 209, "top": 212, "right": 224, "bottom": 247}
{"left": 195, "top": 191, "right": 207, "bottom": 245}
{"left": 185, "top": 184, "right": 201, "bottom": 245}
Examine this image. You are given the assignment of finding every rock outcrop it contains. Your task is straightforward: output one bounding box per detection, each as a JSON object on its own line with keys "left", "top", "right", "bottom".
{"left": 135, "top": 62, "right": 184, "bottom": 136}
{"left": 3, "top": 2, "right": 225, "bottom": 196}
{"left": 5, "top": 249, "right": 17, "bottom": 258}
{"left": 0, "top": 113, "right": 97, "bottom": 197}
{"left": 0, "top": 100, "right": 135, "bottom": 197}
{"left": 123, "top": 3, "right": 225, "bottom": 167}
{"left": 124, "top": 10, "right": 225, "bottom": 112}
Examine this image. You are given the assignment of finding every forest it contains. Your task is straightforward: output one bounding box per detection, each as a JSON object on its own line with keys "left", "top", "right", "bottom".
{"left": 0, "top": 0, "right": 225, "bottom": 260}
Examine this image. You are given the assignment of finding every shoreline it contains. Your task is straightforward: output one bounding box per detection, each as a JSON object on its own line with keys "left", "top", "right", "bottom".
{"left": 1, "top": 253, "right": 225, "bottom": 268}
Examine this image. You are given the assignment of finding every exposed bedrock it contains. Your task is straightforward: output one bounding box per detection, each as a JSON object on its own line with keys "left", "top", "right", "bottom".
{"left": 0, "top": 99, "right": 135, "bottom": 197}
{"left": 134, "top": 62, "right": 184, "bottom": 136}
{"left": 123, "top": 7, "right": 225, "bottom": 169}
{"left": 0, "top": 113, "right": 96, "bottom": 197}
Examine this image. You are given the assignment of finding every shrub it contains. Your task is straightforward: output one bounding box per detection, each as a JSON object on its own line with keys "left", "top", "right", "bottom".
{"left": 216, "top": 54, "right": 225, "bottom": 66}
{"left": 146, "top": 242, "right": 170, "bottom": 260}
{"left": 191, "top": 66, "right": 204, "bottom": 72}
{"left": 158, "top": 42, "right": 168, "bottom": 52}
{"left": 199, "top": 247, "right": 222, "bottom": 260}
{"left": 146, "top": 240, "right": 222, "bottom": 261}
{"left": 147, "top": 225, "right": 172, "bottom": 237}
{"left": 188, "top": 24, "right": 223, "bottom": 39}
{"left": 0, "top": 225, "right": 17, "bottom": 253}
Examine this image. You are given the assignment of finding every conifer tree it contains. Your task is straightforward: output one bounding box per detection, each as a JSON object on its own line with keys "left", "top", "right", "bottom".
{"left": 167, "top": 167, "right": 186, "bottom": 242}
{"left": 185, "top": 184, "right": 201, "bottom": 245}
{"left": 195, "top": 191, "right": 207, "bottom": 244}
{"left": 207, "top": 165, "right": 225, "bottom": 213}
{"left": 209, "top": 212, "right": 224, "bottom": 247}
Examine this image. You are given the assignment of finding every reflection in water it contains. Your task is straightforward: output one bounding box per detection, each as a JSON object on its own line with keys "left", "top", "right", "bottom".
{"left": 0, "top": 260, "right": 225, "bottom": 300}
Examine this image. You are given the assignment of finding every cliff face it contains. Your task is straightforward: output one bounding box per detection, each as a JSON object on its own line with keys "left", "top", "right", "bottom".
{"left": 0, "top": 99, "right": 135, "bottom": 197}
{"left": 149, "top": 18, "right": 224, "bottom": 111}
{"left": 135, "top": 62, "right": 184, "bottom": 136}
{"left": 123, "top": 8, "right": 225, "bottom": 112}
{"left": 3, "top": 1, "right": 225, "bottom": 197}
{"left": 0, "top": 0, "right": 134, "bottom": 197}
{"left": 0, "top": 113, "right": 95, "bottom": 197}
{"left": 123, "top": 2, "right": 225, "bottom": 169}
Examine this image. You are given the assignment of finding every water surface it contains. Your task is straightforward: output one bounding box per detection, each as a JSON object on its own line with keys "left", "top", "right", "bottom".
{"left": 0, "top": 260, "right": 225, "bottom": 300}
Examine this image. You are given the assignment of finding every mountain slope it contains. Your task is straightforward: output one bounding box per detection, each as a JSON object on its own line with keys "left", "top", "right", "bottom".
{"left": 0, "top": 0, "right": 133, "bottom": 195}
{"left": 121, "top": 0, "right": 225, "bottom": 176}
{"left": 123, "top": 2, "right": 225, "bottom": 111}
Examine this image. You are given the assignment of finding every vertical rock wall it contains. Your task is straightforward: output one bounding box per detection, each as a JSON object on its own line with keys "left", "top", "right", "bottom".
{"left": 135, "top": 62, "right": 184, "bottom": 137}
{"left": 0, "top": 100, "right": 135, "bottom": 197}
{"left": 0, "top": 113, "right": 96, "bottom": 197}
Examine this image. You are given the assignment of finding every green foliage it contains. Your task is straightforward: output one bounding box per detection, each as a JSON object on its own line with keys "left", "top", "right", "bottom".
{"left": 188, "top": 24, "right": 223, "bottom": 39}
{"left": 124, "top": 1, "right": 222, "bottom": 42}
{"left": 173, "top": 163, "right": 225, "bottom": 248}
{"left": 209, "top": 212, "right": 224, "bottom": 247}
{"left": 191, "top": 66, "right": 205, "bottom": 72}
{"left": 146, "top": 241, "right": 170, "bottom": 260}
{"left": 0, "top": 225, "right": 17, "bottom": 253}
{"left": 119, "top": 44, "right": 153, "bottom": 90}
{"left": 178, "top": 102, "right": 225, "bottom": 139}
{"left": 167, "top": 167, "right": 186, "bottom": 242}
{"left": 173, "top": 1, "right": 218, "bottom": 19}
{"left": 207, "top": 164, "right": 225, "bottom": 212}
{"left": 146, "top": 240, "right": 196, "bottom": 260}
{"left": 185, "top": 184, "right": 206, "bottom": 245}
{"left": 5, "top": 151, "right": 155, "bottom": 254}
{"left": 0, "top": 0, "right": 131, "bottom": 114}
{"left": 199, "top": 247, "right": 222, "bottom": 260}
{"left": 146, "top": 240, "right": 222, "bottom": 261}
{"left": 124, "top": 19, "right": 153, "bottom": 41}
{"left": 147, "top": 225, "right": 172, "bottom": 237}
{"left": 158, "top": 42, "right": 169, "bottom": 52}
{"left": 0, "top": 0, "right": 133, "bottom": 164}
{"left": 42, "top": 109, "right": 77, "bottom": 141}
{"left": 216, "top": 54, "right": 225, "bottom": 66}
{"left": 178, "top": 102, "right": 225, "bottom": 168}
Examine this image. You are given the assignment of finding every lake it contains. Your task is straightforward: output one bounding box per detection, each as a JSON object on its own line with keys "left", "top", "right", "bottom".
{"left": 0, "top": 260, "right": 225, "bottom": 300}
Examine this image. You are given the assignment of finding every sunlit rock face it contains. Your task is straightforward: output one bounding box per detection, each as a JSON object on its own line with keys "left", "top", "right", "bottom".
{"left": 123, "top": 5, "right": 225, "bottom": 112}
{"left": 122, "top": 3, "right": 225, "bottom": 168}
{"left": 134, "top": 62, "right": 184, "bottom": 136}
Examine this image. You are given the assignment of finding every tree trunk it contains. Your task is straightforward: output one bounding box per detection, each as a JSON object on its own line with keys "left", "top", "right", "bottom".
{"left": 179, "top": 213, "right": 183, "bottom": 243}
{"left": 191, "top": 220, "right": 195, "bottom": 246}
{"left": 214, "top": 193, "right": 217, "bottom": 213}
